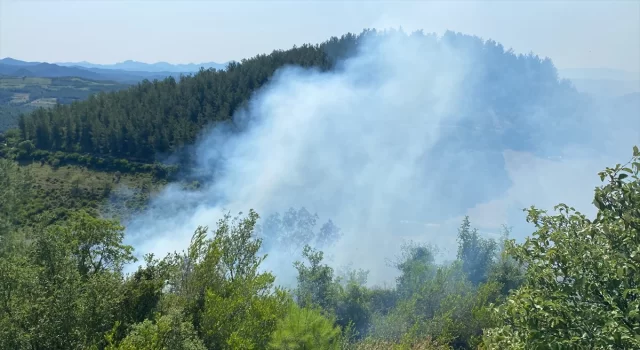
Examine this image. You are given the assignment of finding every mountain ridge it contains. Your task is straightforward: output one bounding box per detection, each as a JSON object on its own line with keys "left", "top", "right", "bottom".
{"left": 56, "top": 59, "right": 228, "bottom": 72}
{"left": 0, "top": 57, "right": 199, "bottom": 83}
{"left": 1, "top": 57, "right": 228, "bottom": 74}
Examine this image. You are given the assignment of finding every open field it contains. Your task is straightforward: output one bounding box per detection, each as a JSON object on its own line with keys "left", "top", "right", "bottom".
{"left": 0, "top": 76, "right": 125, "bottom": 92}
{"left": 29, "top": 97, "right": 58, "bottom": 107}
{"left": 0, "top": 76, "right": 52, "bottom": 88}
{"left": 10, "top": 93, "right": 29, "bottom": 103}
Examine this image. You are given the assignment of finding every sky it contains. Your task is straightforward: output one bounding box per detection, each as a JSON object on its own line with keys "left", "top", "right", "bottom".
{"left": 0, "top": 1, "right": 639, "bottom": 72}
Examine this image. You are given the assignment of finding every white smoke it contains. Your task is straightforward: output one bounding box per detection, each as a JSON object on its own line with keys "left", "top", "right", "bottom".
{"left": 124, "top": 30, "right": 639, "bottom": 287}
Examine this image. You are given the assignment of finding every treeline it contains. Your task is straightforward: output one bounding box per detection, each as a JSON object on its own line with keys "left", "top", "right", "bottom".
{"left": 13, "top": 29, "right": 585, "bottom": 163}
{"left": 16, "top": 43, "right": 334, "bottom": 161}
{"left": 1, "top": 147, "right": 638, "bottom": 349}
{"left": 0, "top": 130, "right": 177, "bottom": 182}
{"left": 0, "top": 105, "right": 32, "bottom": 133}
{"left": 0, "top": 77, "right": 131, "bottom": 132}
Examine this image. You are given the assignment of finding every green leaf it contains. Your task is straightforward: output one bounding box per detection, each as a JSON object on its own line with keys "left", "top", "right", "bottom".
{"left": 594, "top": 197, "right": 605, "bottom": 210}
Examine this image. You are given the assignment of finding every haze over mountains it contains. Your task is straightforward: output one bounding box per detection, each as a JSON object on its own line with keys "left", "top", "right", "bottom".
{"left": 0, "top": 57, "right": 228, "bottom": 83}
{"left": 56, "top": 59, "right": 227, "bottom": 73}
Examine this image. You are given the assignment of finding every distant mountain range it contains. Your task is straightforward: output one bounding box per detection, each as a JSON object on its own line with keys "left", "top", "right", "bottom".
{"left": 56, "top": 60, "right": 228, "bottom": 73}
{"left": 0, "top": 57, "right": 229, "bottom": 83}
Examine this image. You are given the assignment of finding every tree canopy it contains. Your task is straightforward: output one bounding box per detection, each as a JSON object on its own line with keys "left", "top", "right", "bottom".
{"left": 0, "top": 146, "right": 638, "bottom": 349}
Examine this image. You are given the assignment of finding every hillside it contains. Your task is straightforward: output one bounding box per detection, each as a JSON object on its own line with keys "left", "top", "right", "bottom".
{"left": 10, "top": 161, "right": 167, "bottom": 226}
{"left": 0, "top": 62, "right": 106, "bottom": 80}
{"left": 11, "top": 43, "right": 333, "bottom": 161}
{"left": 2, "top": 29, "right": 600, "bottom": 225}
{"left": 0, "top": 57, "right": 41, "bottom": 66}
{"left": 9, "top": 30, "right": 589, "bottom": 165}
{"left": 0, "top": 75, "right": 131, "bottom": 132}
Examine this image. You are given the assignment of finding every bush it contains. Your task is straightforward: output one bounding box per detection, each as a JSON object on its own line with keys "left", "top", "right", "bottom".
{"left": 483, "top": 146, "right": 640, "bottom": 349}
{"left": 106, "top": 312, "right": 206, "bottom": 350}
{"left": 269, "top": 302, "right": 342, "bottom": 350}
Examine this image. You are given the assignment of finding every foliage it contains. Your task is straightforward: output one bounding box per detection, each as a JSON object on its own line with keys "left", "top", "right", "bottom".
{"left": 1, "top": 142, "right": 179, "bottom": 178}
{"left": 1, "top": 148, "right": 638, "bottom": 349}
{"left": 106, "top": 311, "right": 206, "bottom": 350}
{"left": 369, "top": 261, "right": 471, "bottom": 343}
{"left": 0, "top": 158, "right": 32, "bottom": 236}
{"left": 0, "top": 212, "right": 134, "bottom": 349}
{"left": 394, "top": 243, "right": 439, "bottom": 299}
{"left": 0, "top": 104, "right": 34, "bottom": 133}
{"left": 484, "top": 147, "right": 640, "bottom": 349}
{"left": 162, "top": 210, "right": 290, "bottom": 349}
{"left": 353, "top": 337, "right": 450, "bottom": 350}
{"left": 119, "top": 254, "right": 176, "bottom": 335}
{"left": 295, "top": 245, "right": 341, "bottom": 310}
{"left": 0, "top": 159, "right": 166, "bottom": 226}
{"left": 334, "top": 273, "right": 374, "bottom": 339}
{"left": 487, "top": 226, "right": 524, "bottom": 296}
{"left": 269, "top": 302, "right": 342, "bottom": 350}
{"left": 457, "top": 216, "right": 498, "bottom": 285}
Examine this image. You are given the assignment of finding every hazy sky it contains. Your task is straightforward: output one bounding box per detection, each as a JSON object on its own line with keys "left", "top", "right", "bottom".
{"left": 1, "top": 1, "right": 639, "bottom": 71}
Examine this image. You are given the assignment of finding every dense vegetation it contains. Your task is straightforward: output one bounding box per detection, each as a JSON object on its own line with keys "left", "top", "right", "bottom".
{"left": 10, "top": 29, "right": 586, "bottom": 164}
{"left": 0, "top": 104, "right": 29, "bottom": 133}
{"left": 0, "top": 76, "right": 130, "bottom": 132}
{"left": 1, "top": 148, "right": 638, "bottom": 349}
{"left": 1, "top": 29, "right": 638, "bottom": 349}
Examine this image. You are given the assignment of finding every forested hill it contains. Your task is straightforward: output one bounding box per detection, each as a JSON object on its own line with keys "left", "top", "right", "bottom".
{"left": 13, "top": 30, "right": 585, "bottom": 163}
{"left": 2, "top": 26, "right": 639, "bottom": 350}
{"left": 15, "top": 44, "right": 334, "bottom": 161}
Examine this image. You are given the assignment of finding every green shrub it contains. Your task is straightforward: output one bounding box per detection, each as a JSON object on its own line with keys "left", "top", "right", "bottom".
{"left": 269, "top": 303, "right": 342, "bottom": 350}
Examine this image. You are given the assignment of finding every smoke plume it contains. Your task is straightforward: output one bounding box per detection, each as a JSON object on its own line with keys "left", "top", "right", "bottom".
{"left": 124, "top": 30, "right": 639, "bottom": 286}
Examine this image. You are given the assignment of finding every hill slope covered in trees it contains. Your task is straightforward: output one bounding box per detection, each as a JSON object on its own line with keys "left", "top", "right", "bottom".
{"left": 11, "top": 29, "right": 588, "bottom": 163}
{"left": 0, "top": 76, "right": 131, "bottom": 132}
{"left": 1, "top": 29, "right": 638, "bottom": 350}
